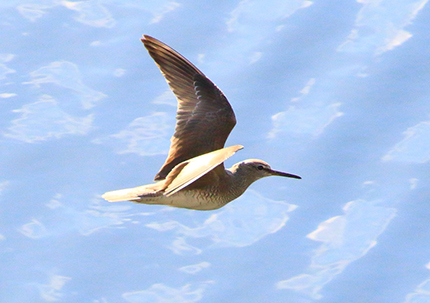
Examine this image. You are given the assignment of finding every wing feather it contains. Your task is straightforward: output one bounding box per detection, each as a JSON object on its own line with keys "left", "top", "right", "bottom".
{"left": 142, "top": 36, "right": 236, "bottom": 181}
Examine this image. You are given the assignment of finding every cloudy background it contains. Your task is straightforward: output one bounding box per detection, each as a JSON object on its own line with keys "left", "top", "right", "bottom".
{"left": 1, "top": 0, "right": 430, "bottom": 302}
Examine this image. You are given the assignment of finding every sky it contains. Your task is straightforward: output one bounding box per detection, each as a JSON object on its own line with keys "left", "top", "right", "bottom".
{"left": 1, "top": 0, "right": 430, "bottom": 302}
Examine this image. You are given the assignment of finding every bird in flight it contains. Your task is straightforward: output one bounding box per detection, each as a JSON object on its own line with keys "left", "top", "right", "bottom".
{"left": 102, "top": 35, "right": 301, "bottom": 210}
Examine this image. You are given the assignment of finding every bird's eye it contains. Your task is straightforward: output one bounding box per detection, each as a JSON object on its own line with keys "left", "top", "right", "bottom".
{"left": 257, "top": 165, "right": 264, "bottom": 170}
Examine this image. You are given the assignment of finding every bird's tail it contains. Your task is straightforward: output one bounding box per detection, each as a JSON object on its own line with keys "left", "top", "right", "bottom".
{"left": 102, "top": 183, "right": 163, "bottom": 202}
{"left": 102, "top": 186, "right": 145, "bottom": 202}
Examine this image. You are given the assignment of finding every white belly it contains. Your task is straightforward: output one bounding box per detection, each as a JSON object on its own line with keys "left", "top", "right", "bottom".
{"left": 134, "top": 190, "right": 228, "bottom": 210}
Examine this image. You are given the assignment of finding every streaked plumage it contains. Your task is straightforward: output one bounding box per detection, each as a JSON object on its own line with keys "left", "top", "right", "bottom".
{"left": 102, "top": 35, "right": 301, "bottom": 210}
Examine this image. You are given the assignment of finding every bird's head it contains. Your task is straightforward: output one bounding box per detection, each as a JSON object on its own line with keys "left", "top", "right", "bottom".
{"left": 232, "top": 159, "right": 301, "bottom": 181}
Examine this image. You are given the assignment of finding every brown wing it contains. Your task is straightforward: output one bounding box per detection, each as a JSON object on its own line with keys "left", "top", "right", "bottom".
{"left": 141, "top": 35, "right": 236, "bottom": 181}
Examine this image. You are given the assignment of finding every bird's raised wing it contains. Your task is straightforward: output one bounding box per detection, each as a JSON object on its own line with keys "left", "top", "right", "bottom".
{"left": 142, "top": 35, "right": 236, "bottom": 181}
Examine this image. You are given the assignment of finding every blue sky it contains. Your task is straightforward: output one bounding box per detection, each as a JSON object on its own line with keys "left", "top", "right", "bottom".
{"left": 1, "top": 0, "right": 430, "bottom": 302}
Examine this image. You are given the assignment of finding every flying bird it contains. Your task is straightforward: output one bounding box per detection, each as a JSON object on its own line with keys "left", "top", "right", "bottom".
{"left": 102, "top": 35, "right": 301, "bottom": 210}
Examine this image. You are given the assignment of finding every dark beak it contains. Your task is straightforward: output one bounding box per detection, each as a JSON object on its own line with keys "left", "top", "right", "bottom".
{"left": 269, "top": 169, "right": 302, "bottom": 179}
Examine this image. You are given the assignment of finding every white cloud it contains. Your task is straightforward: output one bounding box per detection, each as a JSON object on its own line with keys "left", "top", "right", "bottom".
{"left": 0, "top": 64, "right": 16, "bottom": 79}
{"left": 5, "top": 95, "right": 93, "bottom": 143}
{"left": 24, "top": 61, "right": 106, "bottom": 109}
{"left": 298, "top": 78, "right": 315, "bottom": 97}
{"left": 0, "top": 53, "right": 16, "bottom": 80}
{"left": 249, "top": 51, "right": 262, "bottom": 64}
{"left": 227, "top": 0, "right": 313, "bottom": 32}
{"left": 24, "top": 194, "right": 143, "bottom": 237}
{"left": 19, "top": 219, "right": 49, "bottom": 239}
{"left": 37, "top": 274, "right": 72, "bottom": 302}
{"left": 269, "top": 103, "right": 343, "bottom": 138}
{"left": 76, "top": 198, "right": 139, "bottom": 236}
{"left": 18, "top": 1, "right": 115, "bottom": 28}
{"left": 338, "top": 0, "right": 428, "bottom": 55}
{"left": 268, "top": 78, "right": 342, "bottom": 138}
{"left": 150, "top": 2, "right": 181, "bottom": 24}
{"left": 113, "top": 68, "right": 126, "bottom": 77}
{"left": 179, "top": 262, "right": 211, "bottom": 274}
{"left": 146, "top": 189, "right": 297, "bottom": 255}
{"left": 0, "top": 93, "right": 17, "bottom": 98}
{"left": 46, "top": 194, "right": 64, "bottom": 209}
{"left": 62, "top": 0, "right": 116, "bottom": 28}
{"left": 197, "top": 54, "right": 205, "bottom": 64}
{"left": 210, "top": 0, "right": 313, "bottom": 69}
{"left": 123, "top": 282, "right": 213, "bottom": 303}
{"left": 17, "top": 4, "right": 50, "bottom": 22}
{"left": 382, "top": 121, "right": 430, "bottom": 163}
{"left": 90, "top": 40, "right": 102, "bottom": 46}
{"left": 109, "top": 112, "right": 172, "bottom": 156}
{"left": 404, "top": 263, "right": 430, "bottom": 303}
{"left": 277, "top": 199, "right": 396, "bottom": 299}
{"left": 409, "top": 178, "right": 419, "bottom": 190}
{"left": 0, "top": 53, "right": 15, "bottom": 62}
{"left": 168, "top": 237, "right": 202, "bottom": 255}
{"left": 152, "top": 90, "right": 177, "bottom": 107}
{"left": 381, "top": 29, "right": 413, "bottom": 53}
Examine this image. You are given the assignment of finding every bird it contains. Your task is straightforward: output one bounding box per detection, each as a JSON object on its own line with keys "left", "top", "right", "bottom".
{"left": 102, "top": 35, "right": 301, "bottom": 210}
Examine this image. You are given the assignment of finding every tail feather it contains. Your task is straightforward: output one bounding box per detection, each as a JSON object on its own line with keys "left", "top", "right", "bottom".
{"left": 102, "top": 187, "right": 143, "bottom": 202}
{"left": 102, "top": 184, "right": 162, "bottom": 202}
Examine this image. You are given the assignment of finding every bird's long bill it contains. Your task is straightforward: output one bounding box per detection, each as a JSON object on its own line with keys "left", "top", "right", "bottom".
{"left": 270, "top": 169, "right": 302, "bottom": 179}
